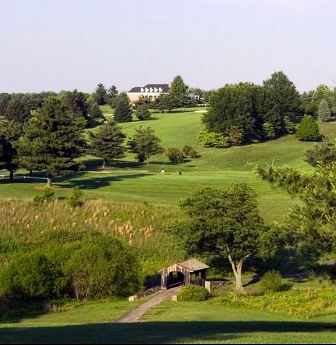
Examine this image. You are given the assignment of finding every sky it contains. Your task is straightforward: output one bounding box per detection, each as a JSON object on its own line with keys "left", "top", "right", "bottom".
{"left": 0, "top": 0, "right": 335, "bottom": 93}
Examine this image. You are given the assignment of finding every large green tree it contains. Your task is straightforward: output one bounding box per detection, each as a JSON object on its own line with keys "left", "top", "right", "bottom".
{"left": 262, "top": 71, "right": 302, "bottom": 134}
{"left": 94, "top": 83, "right": 108, "bottom": 105}
{"left": 176, "top": 184, "right": 269, "bottom": 291}
{"left": 17, "top": 97, "right": 86, "bottom": 187}
{"left": 170, "top": 75, "right": 188, "bottom": 100}
{"left": 90, "top": 120, "right": 126, "bottom": 168}
{"left": 127, "top": 127, "right": 164, "bottom": 164}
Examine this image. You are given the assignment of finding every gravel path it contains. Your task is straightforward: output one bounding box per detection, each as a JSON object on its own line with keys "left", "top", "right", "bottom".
{"left": 117, "top": 287, "right": 181, "bottom": 323}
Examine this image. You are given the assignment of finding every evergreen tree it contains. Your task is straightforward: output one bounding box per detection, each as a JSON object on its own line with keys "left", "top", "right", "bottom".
{"left": 17, "top": 97, "right": 86, "bottom": 187}
{"left": 127, "top": 127, "right": 164, "bottom": 164}
{"left": 94, "top": 83, "right": 108, "bottom": 105}
{"left": 318, "top": 99, "right": 331, "bottom": 122}
{"left": 153, "top": 94, "right": 177, "bottom": 113}
{"left": 135, "top": 104, "right": 151, "bottom": 121}
{"left": 296, "top": 115, "right": 322, "bottom": 142}
{"left": 107, "top": 85, "right": 119, "bottom": 107}
{"left": 3, "top": 96, "right": 31, "bottom": 123}
{"left": 90, "top": 120, "right": 126, "bottom": 168}
{"left": 114, "top": 94, "right": 132, "bottom": 123}
{"left": 0, "top": 120, "right": 22, "bottom": 180}
{"left": 88, "top": 102, "right": 105, "bottom": 127}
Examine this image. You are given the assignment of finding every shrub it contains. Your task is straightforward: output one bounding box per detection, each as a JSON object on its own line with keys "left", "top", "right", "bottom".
{"left": 262, "top": 122, "right": 276, "bottom": 139}
{"left": 135, "top": 105, "right": 151, "bottom": 121}
{"left": 296, "top": 115, "right": 322, "bottom": 142}
{"left": 167, "top": 148, "right": 185, "bottom": 164}
{"left": 65, "top": 236, "right": 141, "bottom": 300}
{"left": 306, "top": 139, "right": 336, "bottom": 167}
{"left": 67, "top": 187, "right": 84, "bottom": 207}
{"left": 260, "top": 270, "right": 283, "bottom": 293}
{"left": 0, "top": 252, "right": 65, "bottom": 299}
{"left": 197, "top": 130, "right": 230, "bottom": 148}
{"left": 32, "top": 188, "right": 55, "bottom": 204}
{"left": 182, "top": 145, "right": 200, "bottom": 158}
{"left": 228, "top": 126, "right": 245, "bottom": 145}
{"left": 178, "top": 285, "right": 210, "bottom": 301}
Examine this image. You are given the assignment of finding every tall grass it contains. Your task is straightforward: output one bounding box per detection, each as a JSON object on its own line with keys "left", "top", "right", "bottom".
{"left": 0, "top": 198, "right": 185, "bottom": 274}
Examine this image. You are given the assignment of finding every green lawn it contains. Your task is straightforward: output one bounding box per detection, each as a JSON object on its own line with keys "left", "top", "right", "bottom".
{"left": 2, "top": 112, "right": 335, "bottom": 222}
{"left": 0, "top": 300, "right": 335, "bottom": 344}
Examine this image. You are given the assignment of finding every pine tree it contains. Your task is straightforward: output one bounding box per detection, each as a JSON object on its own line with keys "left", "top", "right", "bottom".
{"left": 114, "top": 94, "right": 132, "bottom": 123}
{"left": 318, "top": 99, "right": 331, "bottom": 122}
{"left": 90, "top": 121, "right": 126, "bottom": 168}
{"left": 17, "top": 97, "right": 86, "bottom": 187}
{"left": 296, "top": 115, "right": 322, "bottom": 142}
{"left": 94, "top": 83, "right": 108, "bottom": 105}
{"left": 88, "top": 102, "right": 105, "bottom": 127}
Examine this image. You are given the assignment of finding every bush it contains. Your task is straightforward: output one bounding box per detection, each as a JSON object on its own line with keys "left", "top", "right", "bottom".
{"left": 262, "top": 122, "right": 276, "bottom": 139}
{"left": 182, "top": 145, "right": 200, "bottom": 158}
{"left": 135, "top": 105, "right": 151, "bottom": 121}
{"left": 67, "top": 187, "right": 84, "bottom": 207}
{"left": 284, "top": 116, "right": 296, "bottom": 134}
{"left": 32, "top": 188, "right": 55, "bottom": 204}
{"left": 228, "top": 126, "right": 245, "bottom": 145}
{"left": 260, "top": 270, "right": 283, "bottom": 293}
{"left": 197, "top": 130, "right": 230, "bottom": 148}
{"left": 65, "top": 236, "right": 141, "bottom": 300}
{"left": 178, "top": 285, "right": 210, "bottom": 301}
{"left": 167, "top": 148, "right": 185, "bottom": 164}
{"left": 296, "top": 115, "right": 322, "bottom": 142}
{"left": 0, "top": 252, "right": 65, "bottom": 299}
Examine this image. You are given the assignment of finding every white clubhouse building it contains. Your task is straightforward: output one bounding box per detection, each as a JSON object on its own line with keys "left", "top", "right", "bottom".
{"left": 127, "top": 83, "right": 170, "bottom": 103}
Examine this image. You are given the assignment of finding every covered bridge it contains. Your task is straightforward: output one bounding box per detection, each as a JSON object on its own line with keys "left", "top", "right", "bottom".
{"left": 159, "top": 259, "right": 209, "bottom": 289}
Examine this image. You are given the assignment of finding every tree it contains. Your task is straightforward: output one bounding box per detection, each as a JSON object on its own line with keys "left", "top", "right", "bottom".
{"left": 0, "top": 120, "right": 22, "bottom": 180}
{"left": 135, "top": 104, "right": 151, "bottom": 121}
{"left": 3, "top": 95, "right": 31, "bottom": 123}
{"left": 107, "top": 85, "right": 119, "bottom": 107}
{"left": 153, "top": 94, "right": 177, "bottom": 113}
{"left": 306, "top": 139, "right": 336, "bottom": 167}
{"left": 114, "top": 94, "right": 132, "bottom": 123}
{"left": 318, "top": 99, "right": 332, "bottom": 122}
{"left": 90, "top": 120, "right": 126, "bottom": 168}
{"left": 176, "top": 184, "right": 269, "bottom": 292}
{"left": 88, "top": 102, "right": 105, "bottom": 127}
{"left": 296, "top": 115, "right": 322, "bottom": 142}
{"left": 94, "top": 83, "right": 108, "bottom": 105}
{"left": 127, "top": 127, "right": 164, "bottom": 164}
{"left": 17, "top": 97, "right": 86, "bottom": 187}
{"left": 312, "top": 84, "right": 331, "bottom": 105}
{"left": 166, "top": 148, "right": 185, "bottom": 163}
{"left": 262, "top": 71, "right": 302, "bottom": 133}
{"left": 170, "top": 75, "right": 188, "bottom": 101}
{"left": 60, "top": 90, "right": 89, "bottom": 126}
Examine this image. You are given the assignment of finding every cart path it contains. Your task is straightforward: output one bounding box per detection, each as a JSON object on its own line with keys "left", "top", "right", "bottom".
{"left": 117, "top": 287, "right": 181, "bottom": 323}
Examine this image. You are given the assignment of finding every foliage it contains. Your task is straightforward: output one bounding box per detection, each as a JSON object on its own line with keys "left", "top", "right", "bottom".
{"left": 170, "top": 75, "right": 188, "bottom": 101}
{"left": 114, "top": 93, "right": 132, "bottom": 123}
{"left": 107, "top": 85, "right": 119, "bottom": 108}
{"left": 88, "top": 102, "right": 105, "bottom": 127}
{"left": 262, "top": 122, "right": 276, "bottom": 140}
{"left": 0, "top": 252, "right": 65, "bottom": 299}
{"left": 153, "top": 94, "right": 177, "bottom": 113}
{"left": 127, "top": 126, "right": 164, "bottom": 164}
{"left": 306, "top": 139, "right": 336, "bottom": 167}
{"left": 213, "top": 289, "right": 336, "bottom": 319}
{"left": 296, "top": 115, "right": 322, "bottom": 142}
{"left": 32, "top": 188, "right": 55, "bottom": 205}
{"left": 182, "top": 145, "right": 200, "bottom": 158}
{"left": 318, "top": 99, "right": 332, "bottom": 122}
{"left": 89, "top": 120, "right": 126, "bottom": 166}
{"left": 166, "top": 148, "right": 185, "bottom": 164}
{"left": 67, "top": 187, "right": 84, "bottom": 207}
{"left": 260, "top": 270, "right": 283, "bottom": 293}
{"left": 176, "top": 184, "right": 269, "bottom": 291}
{"left": 94, "top": 83, "right": 108, "bottom": 105}
{"left": 65, "top": 236, "right": 141, "bottom": 300}
{"left": 178, "top": 285, "right": 210, "bottom": 301}
{"left": 197, "top": 130, "right": 229, "bottom": 148}
{"left": 228, "top": 126, "right": 245, "bottom": 145}
{"left": 284, "top": 116, "right": 296, "bottom": 134}
{"left": 16, "top": 97, "right": 86, "bottom": 184}
{"left": 135, "top": 105, "right": 151, "bottom": 121}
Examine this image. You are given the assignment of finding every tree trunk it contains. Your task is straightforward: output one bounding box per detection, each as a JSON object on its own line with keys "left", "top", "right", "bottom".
{"left": 9, "top": 170, "right": 14, "bottom": 181}
{"left": 147, "top": 156, "right": 150, "bottom": 165}
{"left": 102, "top": 159, "right": 106, "bottom": 169}
{"left": 228, "top": 255, "right": 245, "bottom": 292}
{"left": 29, "top": 170, "right": 33, "bottom": 177}
{"left": 47, "top": 174, "right": 52, "bottom": 188}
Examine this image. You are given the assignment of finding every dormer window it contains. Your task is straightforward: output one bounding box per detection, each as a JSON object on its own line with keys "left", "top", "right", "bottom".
{"left": 145, "top": 87, "right": 149, "bottom": 92}
{"left": 150, "top": 87, "right": 154, "bottom": 92}
{"left": 141, "top": 88, "right": 144, "bottom": 93}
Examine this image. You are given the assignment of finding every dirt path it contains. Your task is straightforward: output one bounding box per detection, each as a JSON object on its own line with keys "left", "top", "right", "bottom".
{"left": 117, "top": 287, "right": 181, "bottom": 323}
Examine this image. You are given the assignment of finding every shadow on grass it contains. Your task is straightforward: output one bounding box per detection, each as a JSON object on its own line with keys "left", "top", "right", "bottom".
{"left": 0, "top": 321, "right": 335, "bottom": 344}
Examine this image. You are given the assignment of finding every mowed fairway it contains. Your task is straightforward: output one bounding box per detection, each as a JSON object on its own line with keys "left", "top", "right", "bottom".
{"left": 1, "top": 110, "right": 336, "bottom": 222}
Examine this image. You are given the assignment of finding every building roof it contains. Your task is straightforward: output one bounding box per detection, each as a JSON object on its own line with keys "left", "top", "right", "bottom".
{"left": 128, "top": 83, "right": 169, "bottom": 93}
{"left": 177, "top": 259, "right": 209, "bottom": 272}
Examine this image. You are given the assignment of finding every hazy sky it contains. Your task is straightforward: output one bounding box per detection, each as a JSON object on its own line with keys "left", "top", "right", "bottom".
{"left": 1, "top": 0, "right": 335, "bottom": 93}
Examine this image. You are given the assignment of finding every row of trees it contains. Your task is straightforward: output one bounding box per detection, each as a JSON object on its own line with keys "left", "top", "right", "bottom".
{"left": 204, "top": 71, "right": 301, "bottom": 144}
